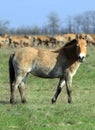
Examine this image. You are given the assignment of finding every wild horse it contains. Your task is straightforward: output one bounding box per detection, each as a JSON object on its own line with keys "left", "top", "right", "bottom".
{"left": 9, "top": 35, "right": 87, "bottom": 104}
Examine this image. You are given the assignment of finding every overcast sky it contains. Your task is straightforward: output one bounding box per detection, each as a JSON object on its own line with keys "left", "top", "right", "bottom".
{"left": 0, "top": 0, "right": 95, "bottom": 28}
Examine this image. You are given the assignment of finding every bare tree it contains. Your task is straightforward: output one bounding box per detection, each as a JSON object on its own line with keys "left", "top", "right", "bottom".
{"left": 65, "top": 16, "right": 74, "bottom": 33}
{"left": 31, "top": 25, "right": 41, "bottom": 35}
{"left": 87, "top": 11, "right": 95, "bottom": 33}
{"left": 73, "top": 11, "right": 95, "bottom": 33}
{"left": 82, "top": 13, "right": 90, "bottom": 33}
{"left": 46, "top": 12, "right": 60, "bottom": 35}
{"left": 0, "top": 19, "right": 9, "bottom": 34}
{"left": 73, "top": 14, "right": 83, "bottom": 33}
{"left": 7, "top": 10, "right": 95, "bottom": 35}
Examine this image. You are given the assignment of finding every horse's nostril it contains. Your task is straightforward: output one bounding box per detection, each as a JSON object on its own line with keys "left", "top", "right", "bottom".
{"left": 82, "top": 56, "right": 84, "bottom": 60}
{"left": 78, "top": 56, "right": 85, "bottom": 62}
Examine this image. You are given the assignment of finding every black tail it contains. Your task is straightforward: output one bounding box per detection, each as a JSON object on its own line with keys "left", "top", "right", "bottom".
{"left": 9, "top": 53, "right": 15, "bottom": 86}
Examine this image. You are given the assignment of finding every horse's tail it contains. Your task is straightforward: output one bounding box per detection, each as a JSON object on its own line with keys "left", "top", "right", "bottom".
{"left": 9, "top": 53, "right": 15, "bottom": 87}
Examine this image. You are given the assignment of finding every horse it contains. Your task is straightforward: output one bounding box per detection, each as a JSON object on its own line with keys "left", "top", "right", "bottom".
{"left": 9, "top": 35, "right": 87, "bottom": 104}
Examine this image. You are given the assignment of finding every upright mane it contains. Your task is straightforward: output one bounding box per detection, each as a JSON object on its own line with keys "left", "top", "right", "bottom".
{"left": 63, "top": 39, "right": 77, "bottom": 47}
{"left": 54, "top": 39, "right": 77, "bottom": 53}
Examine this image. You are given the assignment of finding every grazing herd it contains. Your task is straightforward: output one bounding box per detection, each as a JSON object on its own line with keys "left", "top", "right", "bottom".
{"left": 0, "top": 33, "right": 95, "bottom": 49}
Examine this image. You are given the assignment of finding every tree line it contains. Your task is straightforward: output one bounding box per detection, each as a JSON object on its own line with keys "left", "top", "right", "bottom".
{"left": 0, "top": 10, "right": 95, "bottom": 35}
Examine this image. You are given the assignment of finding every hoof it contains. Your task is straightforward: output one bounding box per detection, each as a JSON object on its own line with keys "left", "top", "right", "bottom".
{"left": 22, "top": 99, "right": 27, "bottom": 104}
{"left": 10, "top": 99, "right": 16, "bottom": 105}
{"left": 68, "top": 99, "right": 72, "bottom": 104}
{"left": 51, "top": 98, "right": 56, "bottom": 104}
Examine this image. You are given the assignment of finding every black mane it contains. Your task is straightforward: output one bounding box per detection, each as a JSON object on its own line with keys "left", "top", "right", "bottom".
{"left": 54, "top": 39, "right": 77, "bottom": 53}
{"left": 63, "top": 39, "right": 77, "bottom": 47}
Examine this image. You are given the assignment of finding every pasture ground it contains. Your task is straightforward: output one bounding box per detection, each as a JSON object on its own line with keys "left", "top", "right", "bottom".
{"left": 0, "top": 45, "right": 95, "bottom": 130}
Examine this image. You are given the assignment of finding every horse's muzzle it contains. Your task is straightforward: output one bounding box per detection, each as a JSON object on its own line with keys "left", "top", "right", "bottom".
{"left": 78, "top": 56, "right": 85, "bottom": 62}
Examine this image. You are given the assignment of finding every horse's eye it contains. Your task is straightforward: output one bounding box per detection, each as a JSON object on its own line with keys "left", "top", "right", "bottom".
{"left": 76, "top": 44, "right": 79, "bottom": 47}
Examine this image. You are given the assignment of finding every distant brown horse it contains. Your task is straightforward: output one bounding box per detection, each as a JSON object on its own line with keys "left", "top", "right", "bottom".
{"left": 9, "top": 36, "right": 87, "bottom": 104}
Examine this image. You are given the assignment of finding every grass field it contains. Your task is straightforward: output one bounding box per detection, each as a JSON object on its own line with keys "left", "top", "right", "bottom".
{"left": 0, "top": 45, "right": 95, "bottom": 130}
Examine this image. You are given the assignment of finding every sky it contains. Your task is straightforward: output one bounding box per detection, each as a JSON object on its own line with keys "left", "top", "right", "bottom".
{"left": 0, "top": 0, "right": 95, "bottom": 28}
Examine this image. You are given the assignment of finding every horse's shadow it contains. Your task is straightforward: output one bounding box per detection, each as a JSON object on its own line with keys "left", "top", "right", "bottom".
{"left": 0, "top": 100, "right": 9, "bottom": 105}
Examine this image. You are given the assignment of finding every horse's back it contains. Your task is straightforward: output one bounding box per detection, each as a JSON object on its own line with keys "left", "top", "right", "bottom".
{"left": 14, "top": 47, "right": 38, "bottom": 59}
{"left": 14, "top": 47, "right": 57, "bottom": 63}
{"left": 13, "top": 47, "right": 58, "bottom": 75}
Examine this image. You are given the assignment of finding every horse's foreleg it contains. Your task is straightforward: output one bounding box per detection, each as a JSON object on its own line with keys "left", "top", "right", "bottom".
{"left": 18, "top": 81, "right": 27, "bottom": 103}
{"left": 65, "top": 75, "right": 72, "bottom": 103}
{"left": 52, "top": 78, "right": 65, "bottom": 104}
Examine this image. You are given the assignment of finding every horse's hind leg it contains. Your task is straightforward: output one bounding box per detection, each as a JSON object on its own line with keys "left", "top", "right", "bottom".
{"left": 10, "top": 77, "right": 20, "bottom": 104}
{"left": 10, "top": 82, "right": 16, "bottom": 104}
{"left": 18, "top": 81, "right": 27, "bottom": 103}
{"left": 52, "top": 78, "right": 65, "bottom": 104}
{"left": 10, "top": 75, "right": 25, "bottom": 104}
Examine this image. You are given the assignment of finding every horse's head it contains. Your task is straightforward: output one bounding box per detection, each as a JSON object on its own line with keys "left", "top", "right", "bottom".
{"left": 76, "top": 36, "right": 87, "bottom": 62}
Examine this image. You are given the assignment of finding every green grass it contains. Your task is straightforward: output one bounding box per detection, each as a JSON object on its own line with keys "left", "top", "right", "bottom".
{"left": 0, "top": 45, "right": 95, "bottom": 130}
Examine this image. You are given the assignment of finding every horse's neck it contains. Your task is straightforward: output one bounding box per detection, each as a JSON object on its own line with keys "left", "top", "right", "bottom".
{"left": 62, "top": 46, "right": 77, "bottom": 60}
{"left": 69, "top": 61, "right": 81, "bottom": 77}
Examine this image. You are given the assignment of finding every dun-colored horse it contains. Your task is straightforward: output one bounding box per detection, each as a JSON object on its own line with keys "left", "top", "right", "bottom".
{"left": 9, "top": 36, "right": 87, "bottom": 104}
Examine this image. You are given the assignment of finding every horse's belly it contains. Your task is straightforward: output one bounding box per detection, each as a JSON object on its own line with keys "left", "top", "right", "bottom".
{"left": 30, "top": 69, "right": 50, "bottom": 78}
{"left": 31, "top": 65, "right": 63, "bottom": 78}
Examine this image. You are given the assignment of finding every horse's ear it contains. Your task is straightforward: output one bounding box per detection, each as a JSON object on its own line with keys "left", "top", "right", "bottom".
{"left": 76, "top": 34, "right": 83, "bottom": 39}
{"left": 78, "top": 34, "right": 88, "bottom": 40}
{"left": 84, "top": 34, "right": 89, "bottom": 43}
{"left": 79, "top": 34, "right": 83, "bottom": 39}
{"left": 85, "top": 34, "right": 88, "bottom": 40}
{"left": 76, "top": 34, "right": 79, "bottom": 39}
